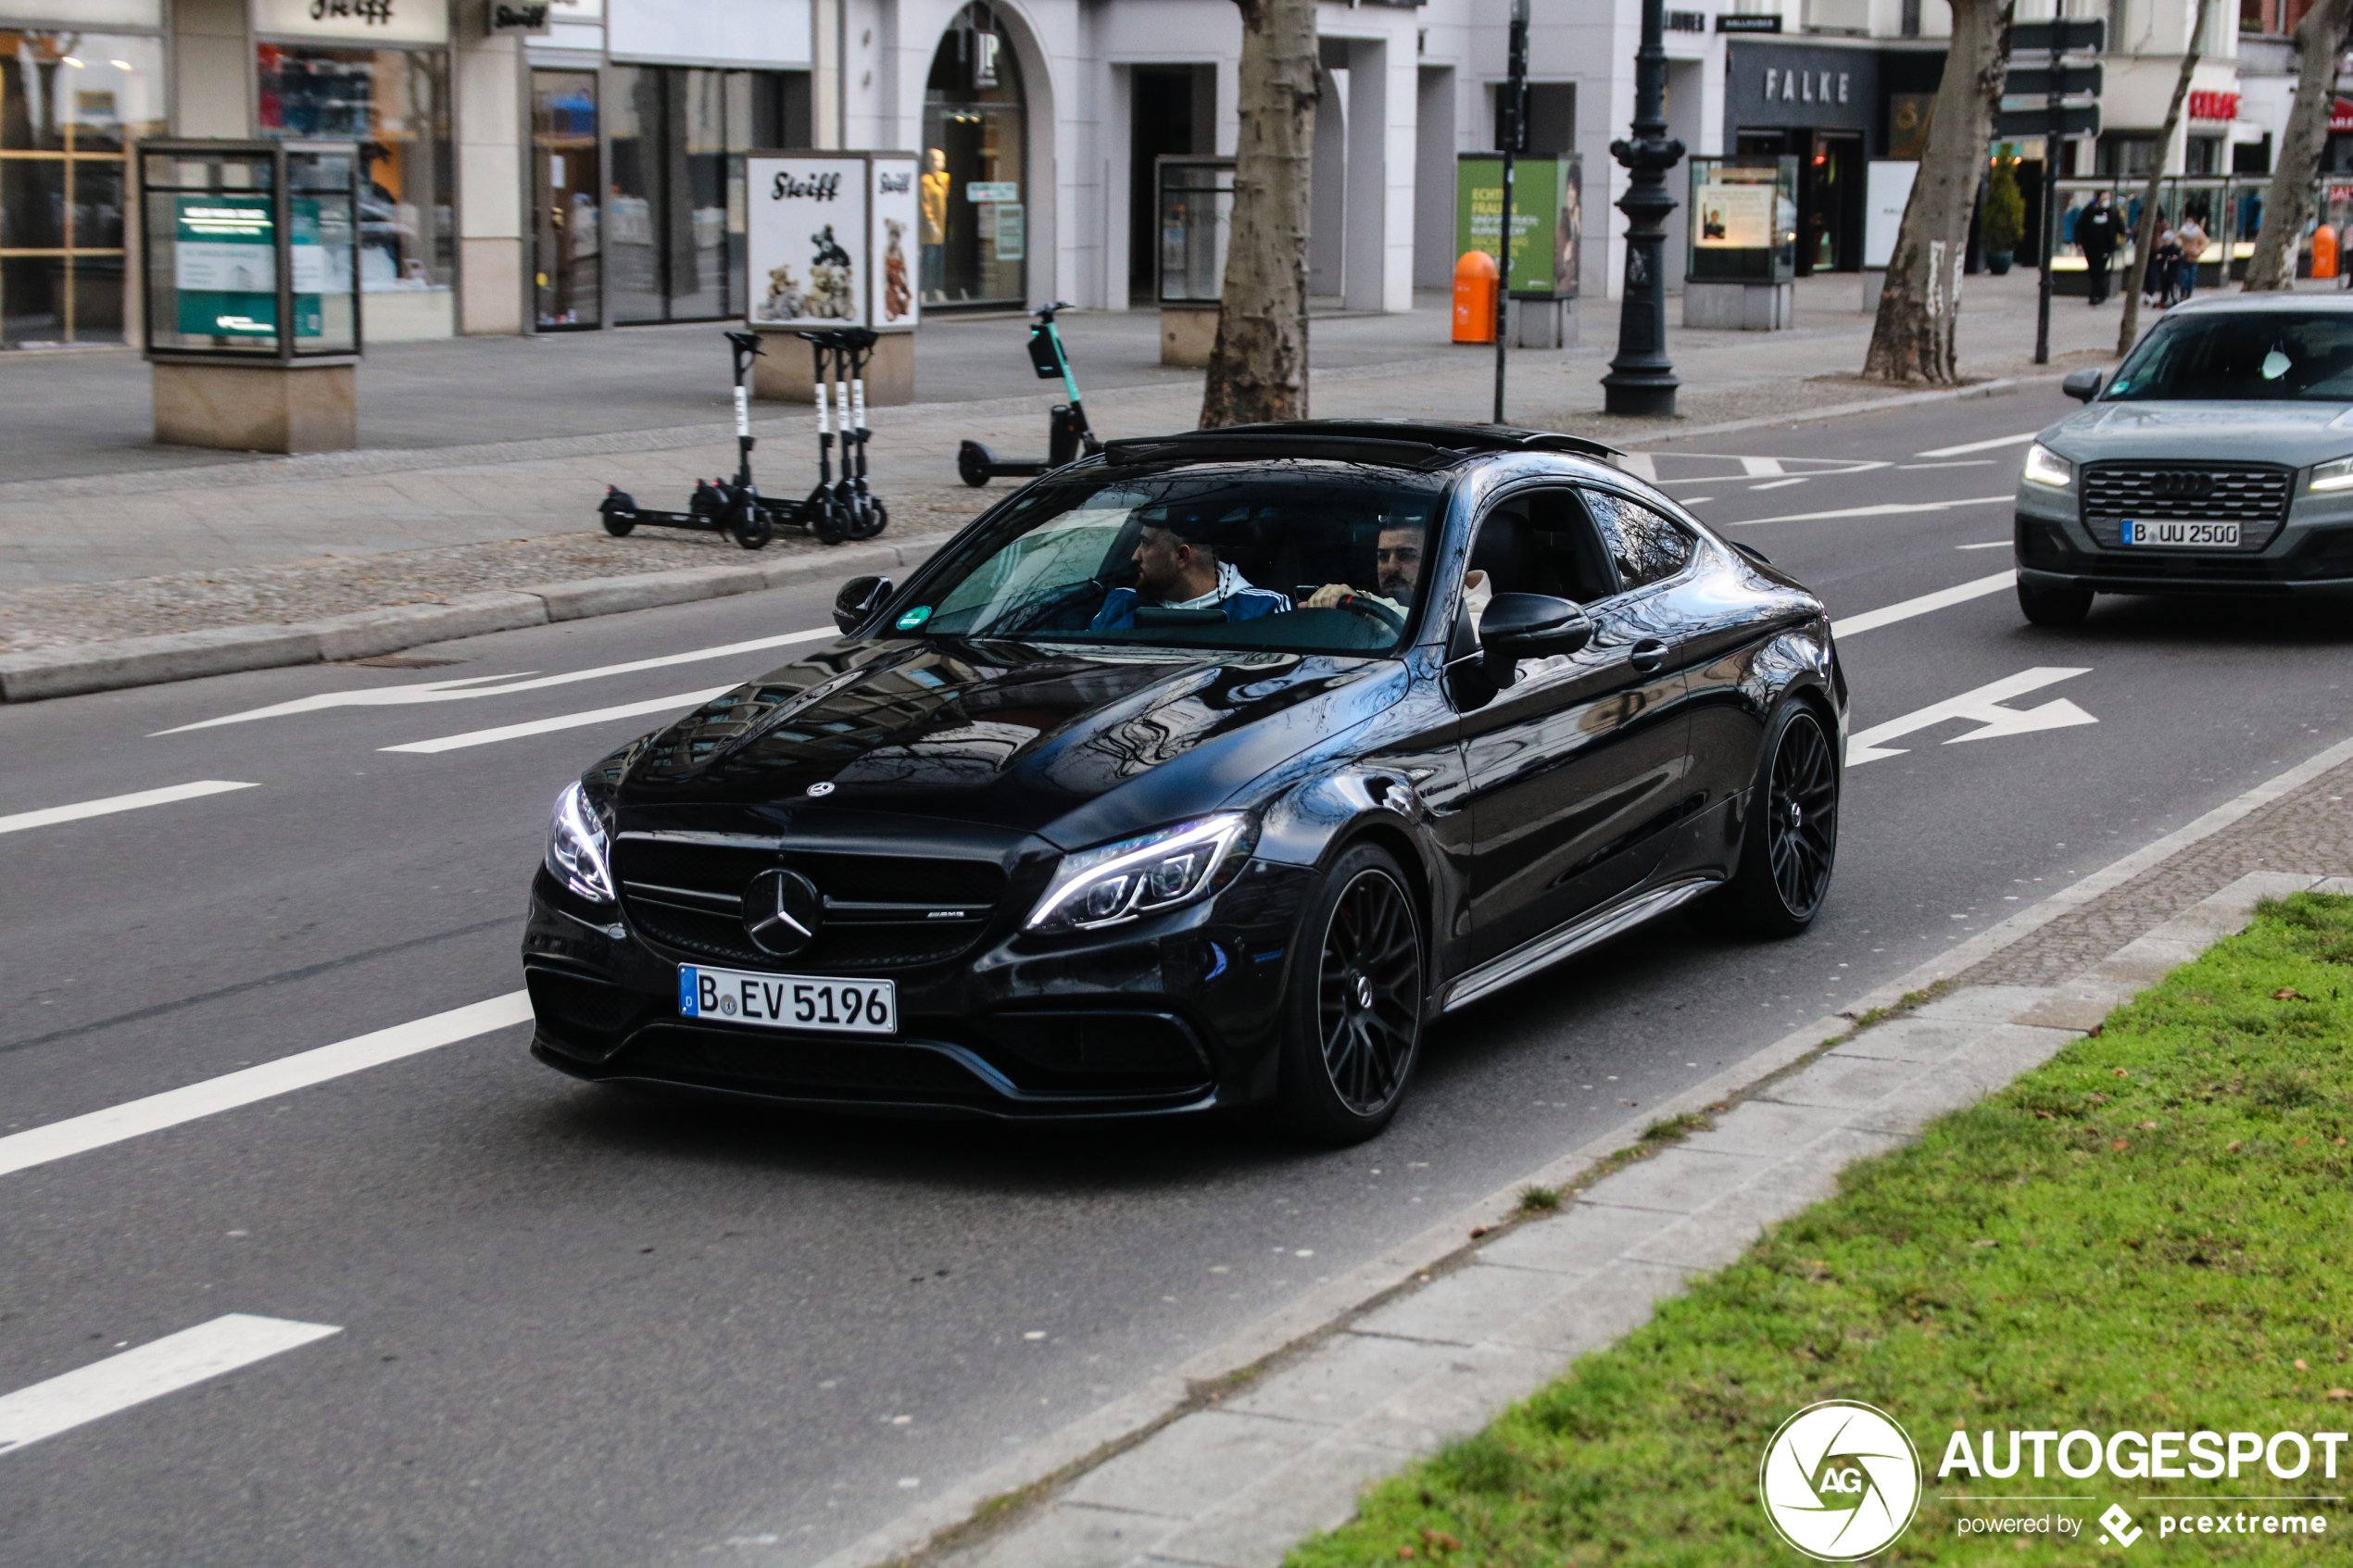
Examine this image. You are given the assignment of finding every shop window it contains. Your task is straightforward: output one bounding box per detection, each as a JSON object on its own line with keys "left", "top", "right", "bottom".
{"left": 258, "top": 44, "right": 453, "bottom": 334}
{"left": 923, "top": 3, "right": 1027, "bottom": 308}
{"left": 607, "top": 66, "right": 784, "bottom": 326}
{"left": 0, "top": 30, "right": 163, "bottom": 348}
{"left": 2095, "top": 135, "right": 2158, "bottom": 179}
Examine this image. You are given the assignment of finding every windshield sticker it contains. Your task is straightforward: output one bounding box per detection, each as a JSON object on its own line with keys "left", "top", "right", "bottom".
{"left": 897, "top": 606, "right": 934, "bottom": 631}
{"left": 2263, "top": 348, "right": 2292, "bottom": 381}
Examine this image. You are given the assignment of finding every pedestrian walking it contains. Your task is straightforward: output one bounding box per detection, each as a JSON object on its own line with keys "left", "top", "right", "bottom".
{"left": 2145, "top": 213, "right": 2183, "bottom": 307}
{"left": 2177, "top": 211, "right": 2208, "bottom": 302}
{"left": 2077, "top": 192, "right": 2120, "bottom": 305}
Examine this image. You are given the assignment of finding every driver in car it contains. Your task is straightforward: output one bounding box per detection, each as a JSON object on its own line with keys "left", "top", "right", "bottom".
{"left": 1303, "top": 524, "right": 1491, "bottom": 626}
{"left": 1091, "top": 518, "right": 1292, "bottom": 630}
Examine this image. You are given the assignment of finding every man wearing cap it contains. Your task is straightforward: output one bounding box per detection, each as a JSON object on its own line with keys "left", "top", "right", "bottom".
{"left": 1090, "top": 519, "right": 1291, "bottom": 630}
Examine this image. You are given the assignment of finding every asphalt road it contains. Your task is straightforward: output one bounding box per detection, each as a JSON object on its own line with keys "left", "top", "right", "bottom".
{"left": 5, "top": 384, "right": 2351, "bottom": 1566}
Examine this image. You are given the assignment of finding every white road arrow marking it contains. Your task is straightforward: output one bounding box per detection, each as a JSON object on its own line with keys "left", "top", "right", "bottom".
{"left": 1846, "top": 667, "right": 2096, "bottom": 766}
{"left": 0, "top": 1315, "right": 341, "bottom": 1456}
{"left": 380, "top": 687, "right": 734, "bottom": 754}
{"left": 156, "top": 627, "right": 831, "bottom": 735}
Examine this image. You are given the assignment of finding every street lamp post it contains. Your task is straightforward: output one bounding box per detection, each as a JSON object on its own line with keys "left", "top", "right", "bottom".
{"left": 1492, "top": 0, "right": 1529, "bottom": 424}
{"left": 1601, "top": 0, "right": 1686, "bottom": 418}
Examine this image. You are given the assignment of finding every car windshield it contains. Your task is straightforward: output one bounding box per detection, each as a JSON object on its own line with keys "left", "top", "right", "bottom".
{"left": 899, "top": 462, "right": 1450, "bottom": 654}
{"left": 2106, "top": 310, "right": 2353, "bottom": 401}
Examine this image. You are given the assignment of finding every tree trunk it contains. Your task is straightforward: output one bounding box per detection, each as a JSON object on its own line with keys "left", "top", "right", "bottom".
{"left": 1863, "top": 0, "right": 2012, "bottom": 383}
{"left": 1201, "top": 0, "right": 1318, "bottom": 427}
{"left": 2246, "top": 0, "right": 2353, "bottom": 290}
{"left": 2119, "top": 0, "right": 2210, "bottom": 353}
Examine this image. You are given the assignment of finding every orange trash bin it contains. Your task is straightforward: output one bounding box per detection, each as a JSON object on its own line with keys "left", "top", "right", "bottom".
{"left": 2314, "top": 224, "right": 2340, "bottom": 281}
{"left": 1453, "top": 250, "right": 1498, "bottom": 344}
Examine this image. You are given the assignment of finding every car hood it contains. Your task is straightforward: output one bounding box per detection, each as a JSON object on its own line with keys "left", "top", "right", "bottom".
{"left": 606, "top": 636, "right": 1399, "bottom": 847}
{"left": 2043, "top": 400, "right": 2353, "bottom": 469}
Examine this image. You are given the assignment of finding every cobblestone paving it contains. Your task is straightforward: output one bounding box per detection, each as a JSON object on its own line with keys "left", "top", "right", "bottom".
{"left": 1964, "top": 756, "right": 2353, "bottom": 985}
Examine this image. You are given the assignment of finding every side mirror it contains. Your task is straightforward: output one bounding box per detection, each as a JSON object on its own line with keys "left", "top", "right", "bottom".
{"left": 834, "top": 575, "right": 891, "bottom": 634}
{"left": 1477, "top": 593, "right": 1594, "bottom": 684}
{"left": 2061, "top": 368, "right": 2107, "bottom": 403}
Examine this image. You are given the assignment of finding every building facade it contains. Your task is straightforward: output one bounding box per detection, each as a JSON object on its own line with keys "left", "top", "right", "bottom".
{"left": 0, "top": 0, "right": 2318, "bottom": 353}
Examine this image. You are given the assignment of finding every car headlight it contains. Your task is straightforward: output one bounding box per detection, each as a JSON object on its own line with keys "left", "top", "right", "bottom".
{"left": 546, "top": 780, "right": 616, "bottom": 904}
{"left": 2022, "top": 444, "right": 2074, "bottom": 489}
{"left": 1026, "top": 814, "right": 1256, "bottom": 933}
{"left": 2311, "top": 455, "right": 2353, "bottom": 492}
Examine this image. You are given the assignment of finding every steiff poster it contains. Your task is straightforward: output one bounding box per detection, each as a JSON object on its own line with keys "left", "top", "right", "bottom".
{"left": 867, "top": 155, "right": 921, "bottom": 331}
{"left": 746, "top": 156, "right": 869, "bottom": 329}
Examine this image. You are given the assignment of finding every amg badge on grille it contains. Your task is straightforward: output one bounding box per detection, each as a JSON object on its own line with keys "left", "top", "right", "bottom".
{"left": 744, "top": 868, "right": 824, "bottom": 957}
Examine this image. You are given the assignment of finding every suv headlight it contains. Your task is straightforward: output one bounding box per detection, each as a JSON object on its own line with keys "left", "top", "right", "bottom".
{"left": 2022, "top": 444, "right": 2074, "bottom": 489}
{"left": 2311, "top": 455, "right": 2353, "bottom": 492}
{"left": 546, "top": 779, "right": 616, "bottom": 904}
{"left": 1026, "top": 814, "right": 1256, "bottom": 933}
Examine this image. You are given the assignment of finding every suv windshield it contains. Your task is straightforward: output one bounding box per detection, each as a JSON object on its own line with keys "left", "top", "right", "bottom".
{"left": 2107, "top": 310, "right": 2353, "bottom": 402}
{"left": 900, "top": 462, "right": 1450, "bottom": 654}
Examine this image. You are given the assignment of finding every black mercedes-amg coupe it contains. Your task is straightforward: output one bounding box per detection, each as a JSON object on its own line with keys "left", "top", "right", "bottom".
{"left": 523, "top": 420, "right": 1847, "bottom": 1142}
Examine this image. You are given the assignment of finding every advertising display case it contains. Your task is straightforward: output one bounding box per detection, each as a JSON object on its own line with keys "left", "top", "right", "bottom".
{"left": 1154, "top": 155, "right": 1232, "bottom": 366}
{"left": 1685, "top": 156, "right": 1797, "bottom": 331}
{"left": 138, "top": 138, "right": 362, "bottom": 451}
{"left": 1453, "top": 153, "right": 1581, "bottom": 348}
{"left": 743, "top": 149, "right": 921, "bottom": 404}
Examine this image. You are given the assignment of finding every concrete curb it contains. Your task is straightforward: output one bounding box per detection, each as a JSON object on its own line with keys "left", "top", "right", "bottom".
{"left": 856, "top": 871, "right": 2321, "bottom": 1568}
{"left": 0, "top": 532, "right": 955, "bottom": 703}
{"left": 784, "top": 729, "right": 2353, "bottom": 1568}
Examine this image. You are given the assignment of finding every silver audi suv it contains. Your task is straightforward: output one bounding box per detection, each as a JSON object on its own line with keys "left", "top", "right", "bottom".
{"left": 2013, "top": 294, "right": 2353, "bottom": 624}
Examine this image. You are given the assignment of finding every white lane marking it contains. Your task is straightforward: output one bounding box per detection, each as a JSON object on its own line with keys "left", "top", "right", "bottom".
{"left": 1731, "top": 495, "right": 2013, "bottom": 527}
{"left": 157, "top": 627, "right": 832, "bottom": 734}
{"left": 1680, "top": 496, "right": 1717, "bottom": 506}
{"left": 0, "top": 780, "right": 258, "bottom": 836}
{"left": 1831, "top": 571, "right": 2015, "bottom": 639}
{"left": 1847, "top": 668, "right": 2095, "bottom": 766}
{"left": 0, "top": 1314, "right": 340, "bottom": 1457}
{"left": 1956, "top": 540, "right": 2010, "bottom": 550}
{"left": 1748, "top": 477, "right": 1808, "bottom": 491}
{"left": 1899, "top": 458, "right": 1998, "bottom": 470}
{"left": 1739, "top": 456, "right": 1786, "bottom": 476}
{"left": 381, "top": 687, "right": 733, "bottom": 754}
{"left": 1916, "top": 431, "right": 2037, "bottom": 458}
{"left": 1613, "top": 451, "right": 1657, "bottom": 481}
{"left": 0, "top": 992, "right": 531, "bottom": 1181}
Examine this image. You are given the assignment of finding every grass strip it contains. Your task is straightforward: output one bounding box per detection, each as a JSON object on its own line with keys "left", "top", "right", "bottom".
{"left": 1289, "top": 893, "right": 2353, "bottom": 1565}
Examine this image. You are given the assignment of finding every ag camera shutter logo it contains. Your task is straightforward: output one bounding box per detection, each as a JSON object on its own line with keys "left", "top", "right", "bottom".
{"left": 1759, "top": 1400, "right": 1922, "bottom": 1560}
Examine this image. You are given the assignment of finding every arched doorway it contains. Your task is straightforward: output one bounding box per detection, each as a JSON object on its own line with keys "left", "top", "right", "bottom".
{"left": 922, "top": 4, "right": 1027, "bottom": 308}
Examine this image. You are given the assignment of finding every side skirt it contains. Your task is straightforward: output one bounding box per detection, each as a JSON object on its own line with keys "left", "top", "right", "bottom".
{"left": 1439, "top": 875, "right": 1724, "bottom": 1013}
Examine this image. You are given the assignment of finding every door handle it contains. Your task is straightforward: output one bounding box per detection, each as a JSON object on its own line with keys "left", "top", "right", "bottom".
{"left": 1629, "top": 639, "right": 1671, "bottom": 672}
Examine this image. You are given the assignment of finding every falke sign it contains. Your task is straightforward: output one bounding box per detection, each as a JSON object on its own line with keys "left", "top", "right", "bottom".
{"left": 2187, "top": 90, "right": 2239, "bottom": 122}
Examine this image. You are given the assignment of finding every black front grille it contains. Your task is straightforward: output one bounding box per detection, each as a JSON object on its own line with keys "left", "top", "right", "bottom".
{"left": 2022, "top": 515, "right": 2353, "bottom": 584}
{"left": 619, "top": 1024, "right": 992, "bottom": 1100}
{"left": 2081, "top": 461, "right": 2293, "bottom": 546}
{"left": 614, "top": 835, "right": 1006, "bottom": 972}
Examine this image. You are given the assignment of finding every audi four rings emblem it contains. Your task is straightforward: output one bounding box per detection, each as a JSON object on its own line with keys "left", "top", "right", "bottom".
{"left": 743, "top": 868, "right": 824, "bottom": 957}
{"left": 806, "top": 781, "right": 837, "bottom": 797}
{"left": 2147, "top": 471, "right": 2213, "bottom": 498}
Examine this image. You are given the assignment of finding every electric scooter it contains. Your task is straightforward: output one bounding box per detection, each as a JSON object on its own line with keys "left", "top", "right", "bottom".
{"left": 957, "top": 301, "right": 1101, "bottom": 486}
{"left": 598, "top": 330, "right": 888, "bottom": 546}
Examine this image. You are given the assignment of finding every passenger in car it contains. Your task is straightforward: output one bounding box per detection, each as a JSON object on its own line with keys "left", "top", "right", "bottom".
{"left": 1089, "top": 518, "right": 1292, "bottom": 630}
{"left": 1303, "top": 523, "right": 1491, "bottom": 626}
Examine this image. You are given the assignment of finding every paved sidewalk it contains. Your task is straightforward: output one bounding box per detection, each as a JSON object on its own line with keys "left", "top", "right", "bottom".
{"left": 785, "top": 733, "right": 2353, "bottom": 1568}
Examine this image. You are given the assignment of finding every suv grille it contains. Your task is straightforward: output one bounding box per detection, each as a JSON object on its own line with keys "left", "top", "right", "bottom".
{"left": 615, "top": 834, "right": 1006, "bottom": 972}
{"left": 2080, "top": 461, "right": 2292, "bottom": 546}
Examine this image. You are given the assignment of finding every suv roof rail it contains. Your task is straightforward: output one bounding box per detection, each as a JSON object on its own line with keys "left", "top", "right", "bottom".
{"left": 1101, "top": 420, "right": 1627, "bottom": 471}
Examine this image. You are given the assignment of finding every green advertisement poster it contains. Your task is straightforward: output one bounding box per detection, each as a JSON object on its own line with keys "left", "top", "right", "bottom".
{"left": 1454, "top": 155, "right": 1581, "bottom": 298}
{"left": 173, "top": 194, "right": 326, "bottom": 341}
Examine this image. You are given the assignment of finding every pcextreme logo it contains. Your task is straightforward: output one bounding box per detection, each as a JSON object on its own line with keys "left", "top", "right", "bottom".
{"left": 1759, "top": 1400, "right": 1923, "bottom": 1561}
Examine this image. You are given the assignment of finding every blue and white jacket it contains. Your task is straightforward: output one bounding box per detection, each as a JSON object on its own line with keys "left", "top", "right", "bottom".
{"left": 1090, "top": 562, "right": 1292, "bottom": 631}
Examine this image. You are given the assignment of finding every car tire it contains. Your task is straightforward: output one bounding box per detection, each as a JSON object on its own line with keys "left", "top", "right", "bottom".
{"left": 1275, "top": 843, "right": 1427, "bottom": 1145}
{"left": 2018, "top": 579, "right": 2093, "bottom": 626}
{"left": 1716, "top": 700, "right": 1840, "bottom": 938}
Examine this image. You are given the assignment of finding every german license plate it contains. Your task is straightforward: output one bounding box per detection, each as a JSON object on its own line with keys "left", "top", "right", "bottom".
{"left": 2120, "top": 519, "right": 2239, "bottom": 548}
{"left": 677, "top": 964, "right": 897, "bottom": 1035}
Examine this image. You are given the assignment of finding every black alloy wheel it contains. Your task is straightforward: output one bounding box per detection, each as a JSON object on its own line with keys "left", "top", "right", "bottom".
{"left": 1278, "top": 844, "right": 1426, "bottom": 1143}
{"left": 1718, "top": 702, "right": 1839, "bottom": 937}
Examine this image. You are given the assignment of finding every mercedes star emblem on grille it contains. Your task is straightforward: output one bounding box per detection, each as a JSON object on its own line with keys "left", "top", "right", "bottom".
{"left": 744, "top": 868, "right": 824, "bottom": 957}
